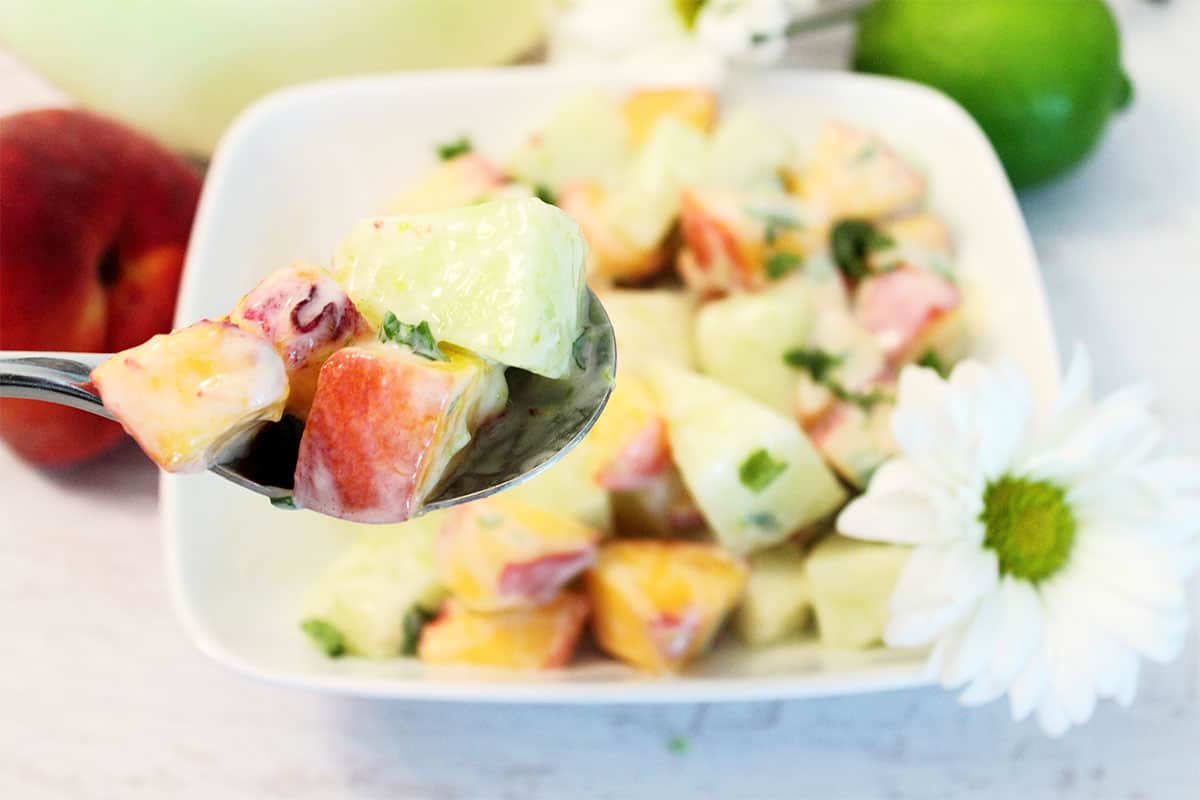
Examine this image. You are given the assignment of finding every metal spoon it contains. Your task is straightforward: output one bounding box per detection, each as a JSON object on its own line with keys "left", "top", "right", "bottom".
{"left": 0, "top": 290, "right": 616, "bottom": 514}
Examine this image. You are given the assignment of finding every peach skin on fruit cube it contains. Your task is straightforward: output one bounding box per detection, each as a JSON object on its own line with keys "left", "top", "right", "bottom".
{"left": 676, "top": 189, "right": 815, "bottom": 295}
{"left": 586, "top": 540, "right": 747, "bottom": 672}
{"left": 802, "top": 122, "right": 925, "bottom": 221}
{"left": 383, "top": 154, "right": 507, "bottom": 215}
{"left": 557, "top": 183, "right": 668, "bottom": 283}
{"left": 90, "top": 319, "right": 288, "bottom": 472}
{"left": 292, "top": 340, "right": 507, "bottom": 523}
{"left": 585, "top": 372, "right": 670, "bottom": 491}
{"left": 417, "top": 592, "right": 589, "bottom": 670}
{"left": 436, "top": 496, "right": 600, "bottom": 611}
{"left": 622, "top": 88, "right": 717, "bottom": 145}
{"left": 853, "top": 266, "right": 961, "bottom": 363}
{"left": 229, "top": 263, "right": 365, "bottom": 418}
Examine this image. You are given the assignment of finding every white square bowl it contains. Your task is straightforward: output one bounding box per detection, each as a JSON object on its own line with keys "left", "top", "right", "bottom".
{"left": 165, "top": 67, "right": 1059, "bottom": 702}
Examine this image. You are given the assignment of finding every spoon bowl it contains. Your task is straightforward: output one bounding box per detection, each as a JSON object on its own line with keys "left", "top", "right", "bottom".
{"left": 0, "top": 290, "right": 615, "bottom": 514}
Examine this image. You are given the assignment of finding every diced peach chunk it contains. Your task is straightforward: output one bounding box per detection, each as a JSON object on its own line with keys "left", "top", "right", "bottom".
{"left": 383, "top": 154, "right": 506, "bottom": 215}
{"left": 853, "top": 267, "right": 961, "bottom": 363}
{"left": 585, "top": 372, "right": 670, "bottom": 490}
{"left": 292, "top": 340, "right": 507, "bottom": 523}
{"left": 586, "top": 540, "right": 747, "bottom": 672}
{"left": 557, "top": 183, "right": 668, "bottom": 283}
{"left": 418, "top": 592, "right": 590, "bottom": 670}
{"left": 803, "top": 122, "right": 925, "bottom": 220}
{"left": 806, "top": 400, "right": 897, "bottom": 489}
{"left": 91, "top": 319, "right": 288, "bottom": 472}
{"left": 436, "top": 496, "right": 600, "bottom": 611}
{"left": 622, "top": 88, "right": 717, "bottom": 145}
{"left": 677, "top": 189, "right": 814, "bottom": 295}
{"left": 229, "top": 263, "right": 365, "bottom": 418}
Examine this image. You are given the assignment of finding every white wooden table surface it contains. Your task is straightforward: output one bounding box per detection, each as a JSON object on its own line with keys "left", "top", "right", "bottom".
{"left": 2, "top": 2, "right": 1198, "bottom": 797}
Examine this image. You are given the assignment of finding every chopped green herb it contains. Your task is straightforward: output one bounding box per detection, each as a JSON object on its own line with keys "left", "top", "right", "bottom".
{"left": 534, "top": 184, "right": 557, "bottom": 205}
{"left": 739, "top": 449, "right": 788, "bottom": 493}
{"left": 401, "top": 606, "right": 438, "bottom": 656}
{"left": 830, "top": 219, "right": 894, "bottom": 281}
{"left": 749, "top": 31, "right": 771, "bottom": 46}
{"left": 436, "top": 136, "right": 472, "bottom": 161}
{"left": 830, "top": 383, "right": 891, "bottom": 411}
{"left": 666, "top": 735, "right": 690, "bottom": 755}
{"left": 572, "top": 331, "right": 590, "bottom": 370}
{"left": 741, "top": 511, "right": 780, "bottom": 530}
{"left": 850, "top": 144, "right": 877, "bottom": 165}
{"left": 765, "top": 251, "right": 802, "bottom": 280}
{"left": 917, "top": 349, "right": 949, "bottom": 378}
{"left": 783, "top": 348, "right": 843, "bottom": 382}
{"left": 674, "top": 0, "right": 708, "bottom": 29}
{"left": 301, "top": 618, "right": 346, "bottom": 658}
{"left": 745, "top": 207, "right": 803, "bottom": 245}
{"left": 378, "top": 312, "right": 448, "bottom": 361}
{"left": 270, "top": 495, "right": 297, "bottom": 510}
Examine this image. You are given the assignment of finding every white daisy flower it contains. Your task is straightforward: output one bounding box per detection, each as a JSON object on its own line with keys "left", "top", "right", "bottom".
{"left": 837, "top": 348, "right": 1200, "bottom": 736}
{"left": 546, "top": 0, "right": 815, "bottom": 68}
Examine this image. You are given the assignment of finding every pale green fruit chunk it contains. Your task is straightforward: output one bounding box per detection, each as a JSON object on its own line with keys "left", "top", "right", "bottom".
{"left": 805, "top": 534, "right": 910, "bottom": 650}
{"left": 334, "top": 198, "right": 587, "bottom": 378}
{"left": 507, "top": 91, "right": 630, "bottom": 193}
{"left": 733, "top": 542, "right": 813, "bottom": 647}
{"left": 608, "top": 117, "right": 710, "bottom": 251}
{"left": 707, "top": 109, "right": 795, "bottom": 192}
{"left": 506, "top": 440, "right": 612, "bottom": 533}
{"left": 599, "top": 288, "right": 697, "bottom": 370}
{"left": 302, "top": 513, "right": 447, "bottom": 659}
{"left": 645, "top": 364, "right": 846, "bottom": 554}
{"left": 695, "top": 275, "right": 814, "bottom": 415}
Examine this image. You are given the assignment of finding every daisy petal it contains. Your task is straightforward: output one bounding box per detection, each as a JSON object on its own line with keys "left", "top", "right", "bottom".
{"left": 885, "top": 540, "right": 997, "bottom": 646}
{"left": 836, "top": 490, "right": 938, "bottom": 545}
{"left": 971, "top": 362, "right": 1033, "bottom": 480}
{"left": 891, "top": 365, "right": 979, "bottom": 488}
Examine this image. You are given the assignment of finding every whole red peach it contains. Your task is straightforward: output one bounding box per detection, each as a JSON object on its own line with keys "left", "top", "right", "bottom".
{"left": 0, "top": 109, "right": 201, "bottom": 465}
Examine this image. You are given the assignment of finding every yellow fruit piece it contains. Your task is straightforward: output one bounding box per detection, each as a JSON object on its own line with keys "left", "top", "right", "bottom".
{"left": 436, "top": 496, "right": 600, "bottom": 611}
{"left": 803, "top": 122, "right": 925, "bottom": 221}
{"left": 623, "top": 88, "right": 717, "bottom": 145}
{"left": 596, "top": 288, "right": 696, "bottom": 369}
{"left": 91, "top": 319, "right": 288, "bottom": 472}
{"left": 584, "top": 372, "right": 670, "bottom": 490}
{"left": 586, "top": 540, "right": 747, "bottom": 672}
{"left": 418, "top": 592, "right": 590, "bottom": 670}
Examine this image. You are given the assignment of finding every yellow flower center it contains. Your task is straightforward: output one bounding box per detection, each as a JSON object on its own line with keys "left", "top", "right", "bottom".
{"left": 675, "top": 0, "right": 708, "bottom": 29}
{"left": 980, "top": 476, "right": 1076, "bottom": 583}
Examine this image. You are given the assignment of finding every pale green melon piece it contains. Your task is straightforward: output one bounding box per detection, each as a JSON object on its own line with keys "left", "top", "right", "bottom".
{"left": 708, "top": 109, "right": 795, "bottom": 192}
{"left": 507, "top": 91, "right": 630, "bottom": 193}
{"left": 598, "top": 288, "right": 697, "bottom": 370}
{"left": 805, "top": 535, "right": 911, "bottom": 650}
{"left": 333, "top": 198, "right": 587, "bottom": 378}
{"left": 695, "top": 276, "right": 814, "bottom": 415}
{"left": 608, "top": 117, "right": 711, "bottom": 251}
{"left": 302, "top": 513, "right": 447, "bottom": 659}
{"left": 506, "top": 440, "right": 612, "bottom": 533}
{"left": 645, "top": 364, "right": 846, "bottom": 554}
{"left": 733, "top": 542, "right": 813, "bottom": 647}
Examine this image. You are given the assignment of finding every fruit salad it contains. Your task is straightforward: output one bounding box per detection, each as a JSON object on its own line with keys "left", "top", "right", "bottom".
{"left": 92, "top": 197, "right": 589, "bottom": 523}
{"left": 299, "top": 88, "right": 971, "bottom": 673}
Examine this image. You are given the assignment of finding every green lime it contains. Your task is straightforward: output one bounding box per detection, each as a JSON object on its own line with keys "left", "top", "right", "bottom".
{"left": 852, "top": 0, "right": 1132, "bottom": 188}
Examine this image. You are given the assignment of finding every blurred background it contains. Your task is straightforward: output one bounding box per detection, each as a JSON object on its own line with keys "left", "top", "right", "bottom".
{"left": 2, "top": 1, "right": 1197, "bottom": 798}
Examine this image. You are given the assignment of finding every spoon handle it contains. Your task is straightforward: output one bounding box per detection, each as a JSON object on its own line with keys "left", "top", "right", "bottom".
{"left": 0, "top": 352, "right": 115, "bottom": 420}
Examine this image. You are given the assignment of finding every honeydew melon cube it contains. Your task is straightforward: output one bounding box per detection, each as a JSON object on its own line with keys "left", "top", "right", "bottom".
{"left": 333, "top": 197, "right": 587, "bottom": 378}
{"left": 645, "top": 364, "right": 846, "bottom": 554}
